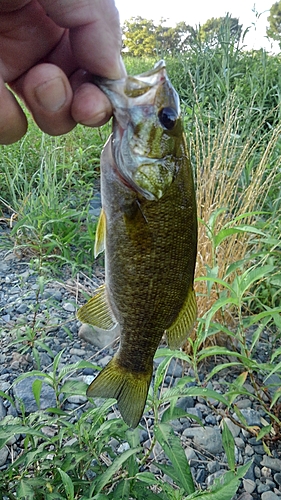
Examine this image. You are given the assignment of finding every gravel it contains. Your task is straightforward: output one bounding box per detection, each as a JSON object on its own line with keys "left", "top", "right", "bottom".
{"left": 0, "top": 230, "right": 281, "bottom": 498}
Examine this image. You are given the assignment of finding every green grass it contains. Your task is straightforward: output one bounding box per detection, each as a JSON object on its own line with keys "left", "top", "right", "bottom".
{"left": 0, "top": 33, "right": 281, "bottom": 498}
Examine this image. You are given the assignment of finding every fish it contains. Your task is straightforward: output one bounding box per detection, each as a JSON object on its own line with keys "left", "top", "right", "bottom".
{"left": 77, "top": 60, "right": 197, "bottom": 428}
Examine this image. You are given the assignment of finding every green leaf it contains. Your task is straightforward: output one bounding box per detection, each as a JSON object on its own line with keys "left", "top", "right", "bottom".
{"left": 113, "top": 479, "right": 130, "bottom": 499}
{"left": 32, "top": 378, "right": 42, "bottom": 408}
{"left": 0, "top": 424, "right": 45, "bottom": 448}
{"left": 214, "top": 225, "right": 265, "bottom": 247}
{"left": 240, "top": 265, "right": 275, "bottom": 295}
{"left": 222, "top": 420, "right": 236, "bottom": 472}
{"left": 256, "top": 425, "right": 272, "bottom": 441}
{"left": 161, "top": 406, "right": 194, "bottom": 423}
{"left": 135, "top": 472, "right": 159, "bottom": 485}
{"left": 186, "top": 461, "right": 252, "bottom": 499}
{"left": 60, "top": 380, "right": 88, "bottom": 396}
{"left": 132, "top": 482, "right": 165, "bottom": 500}
{"left": 154, "top": 423, "right": 195, "bottom": 494}
{"left": 94, "top": 447, "right": 141, "bottom": 494}
{"left": 17, "top": 479, "right": 35, "bottom": 500}
{"left": 57, "top": 468, "right": 74, "bottom": 500}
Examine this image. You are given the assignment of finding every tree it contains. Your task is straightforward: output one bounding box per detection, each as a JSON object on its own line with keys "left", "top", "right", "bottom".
{"left": 199, "top": 15, "right": 243, "bottom": 46}
{"left": 122, "top": 17, "right": 158, "bottom": 57}
{"left": 122, "top": 17, "right": 197, "bottom": 56}
{"left": 267, "top": 1, "right": 281, "bottom": 43}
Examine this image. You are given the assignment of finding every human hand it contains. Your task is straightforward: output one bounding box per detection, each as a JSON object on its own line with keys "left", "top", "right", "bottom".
{"left": 0, "top": 0, "right": 124, "bottom": 144}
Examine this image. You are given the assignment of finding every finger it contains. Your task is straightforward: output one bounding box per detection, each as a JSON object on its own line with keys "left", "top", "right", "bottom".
{"left": 39, "top": 0, "right": 124, "bottom": 79}
{"left": 0, "top": 78, "right": 27, "bottom": 145}
{"left": 71, "top": 82, "right": 112, "bottom": 127}
{"left": 11, "top": 63, "right": 76, "bottom": 136}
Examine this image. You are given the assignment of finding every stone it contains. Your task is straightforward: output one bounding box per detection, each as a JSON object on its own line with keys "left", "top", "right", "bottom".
{"left": 206, "top": 469, "right": 226, "bottom": 487}
{"left": 186, "top": 407, "right": 202, "bottom": 421}
{"left": 261, "top": 457, "right": 281, "bottom": 472}
{"left": 237, "top": 494, "right": 254, "bottom": 500}
{"left": 0, "top": 447, "right": 8, "bottom": 467}
{"left": 0, "top": 398, "right": 7, "bottom": 421}
{"left": 78, "top": 323, "right": 120, "bottom": 349}
{"left": 176, "top": 396, "right": 194, "bottom": 410}
{"left": 261, "top": 492, "right": 280, "bottom": 500}
{"left": 185, "top": 447, "right": 197, "bottom": 463}
{"left": 236, "top": 408, "right": 261, "bottom": 426}
{"left": 224, "top": 417, "right": 240, "bottom": 437}
{"left": 166, "top": 358, "right": 183, "bottom": 378}
{"left": 243, "top": 479, "right": 256, "bottom": 494}
{"left": 13, "top": 376, "right": 57, "bottom": 413}
{"left": 258, "top": 484, "right": 271, "bottom": 494}
{"left": 207, "top": 460, "right": 220, "bottom": 474}
{"left": 63, "top": 302, "right": 76, "bottom": 312}
{"left": 183, "top": 426, "right": 223, "bottom": 455}
{"left": 274, "top": 473, "right": 281, "bottom": 486}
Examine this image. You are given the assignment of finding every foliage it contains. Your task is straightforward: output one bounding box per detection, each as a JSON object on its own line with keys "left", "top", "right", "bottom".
{"left": 0, "top": 349, "right": 254, "bottom": 500}
{"left": 267, "top": 1, "right": 281, "bottom": 44}
{"left": 122, "top": 15, "right": 244, "bottom": 57}
{"left": 199, "top": 15, "right": 242, "bottom": 46}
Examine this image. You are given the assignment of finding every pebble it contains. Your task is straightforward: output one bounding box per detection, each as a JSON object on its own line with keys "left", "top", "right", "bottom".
{"left": 63, "top": 302, "right": 76, "bottom": 313}
{"left": 13, "top": 376, "right": 57, "bottom": 413}
{"left": 261, "top": 457, "right": 281, "bottom": 472}
{"left": 183, "top": 426, "right": 223, "bottom": 455}
{"left": 78, "top": 323, "right": 120, "bottom": 349}
{"left": 0, "top": 447, "right": 8, "bottom": 467}
{"left": 261, "top": 493, "right": 281, "bottom": 500}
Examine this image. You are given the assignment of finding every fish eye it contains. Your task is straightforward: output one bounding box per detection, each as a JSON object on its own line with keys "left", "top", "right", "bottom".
{"left": 158, "top": 107, "right": 178, "bottom": 130}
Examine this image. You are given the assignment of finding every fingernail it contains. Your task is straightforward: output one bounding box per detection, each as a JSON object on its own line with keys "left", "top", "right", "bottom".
{"left": 34, "top": 77, "right": 67, "bottom": 112}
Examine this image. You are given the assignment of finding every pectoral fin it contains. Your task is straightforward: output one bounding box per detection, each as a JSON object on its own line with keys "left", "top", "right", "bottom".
{"left": 77, "top": 284, "right": 117, "bottom": 330}
{"left": 94, "top": 208, "right": 106, "bottom": 258}
{"left": 165, "top": 287, "right": 197, "bottom": 350}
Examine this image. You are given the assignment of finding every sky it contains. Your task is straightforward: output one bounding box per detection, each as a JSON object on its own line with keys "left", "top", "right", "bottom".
{"left": 115, "top": 0, "right": 280, "bottom": 52}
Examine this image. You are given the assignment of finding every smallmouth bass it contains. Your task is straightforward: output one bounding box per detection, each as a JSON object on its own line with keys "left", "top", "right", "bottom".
{"left": 77, "top": 60, "right": 197, "bottom": 428}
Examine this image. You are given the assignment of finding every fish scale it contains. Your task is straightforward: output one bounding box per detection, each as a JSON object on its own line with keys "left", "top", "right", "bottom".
{"left": 77, "top": 60, "right": 198, "bottom": 428}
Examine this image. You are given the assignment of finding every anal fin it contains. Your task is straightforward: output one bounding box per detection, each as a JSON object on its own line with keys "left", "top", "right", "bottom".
{"left": 77, "top": 284, "right": 117, "bottom": 330}
{"left": 165, "top": 287, "right": 197, "bottom": 350}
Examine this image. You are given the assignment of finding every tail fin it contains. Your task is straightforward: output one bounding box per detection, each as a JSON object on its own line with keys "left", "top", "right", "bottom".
{"left": 86, "top": 356, "right": 152, "bottom": 428}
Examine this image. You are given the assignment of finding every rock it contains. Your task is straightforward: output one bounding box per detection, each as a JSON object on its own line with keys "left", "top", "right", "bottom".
{"left": 166, "top": 358, "right": 182, "bottom": 378}
{"left": 258, "top": 484, "right": 271, "bottom": 494}
{"left": 207, "top": 460, "right": 220, "bottom": 474}
{"left": 69, "top": 348, "right": 86, "bottom": 356}
{"left": 78, "top": 323, "right": 120, "bottom": 349}
{"left": 186, "top": 407, "right": 202, "bottom": 421}
{"left": 0, "top": 447, "right": 8, "bottom": 466}
{"left": 261, "top": 457, "right": 281, "bottom": 472}
{"left": 183, "top": 426, "right": 223, "bottom": 455}
{"left": 261, "top": 491, "right": 280, "bottom": 499}
{"left": 243, "top": 479, "right": 256, "bottom": 494}
{"left": 274, "top": 472, "right": 281, "bottom": 485}
{"left": 236, "top": 408, "right": 261, "bottom": 426}
{"left": 235, "top": 399, "right": 252, "bottom": 409}
{"left": 13, "top": 376, "right": 57, "bottom": 413}
{"left": 176, "top": 396, "right": 194, "bottom": 410}
{"left": 237, "top": 494, "right": 254, "bottom": 500}
{"left": 63, "top": 302, "right": 76, "bottom": 312}
{"left": 0, "top": 398, "right": 7, "bottom": 420}
{"left": 224, "top": 417, "right": 240, "bottom": 437}
{"left": 185, "top": 448, "right": 197, "bottom": 464}
{"left": 206, "top": 469, "right": 226, "bottom": 487}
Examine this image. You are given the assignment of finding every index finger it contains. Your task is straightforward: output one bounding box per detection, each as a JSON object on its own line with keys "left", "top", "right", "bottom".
{"left": 38, "top": 0, "right": 124, "bottom": 79}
